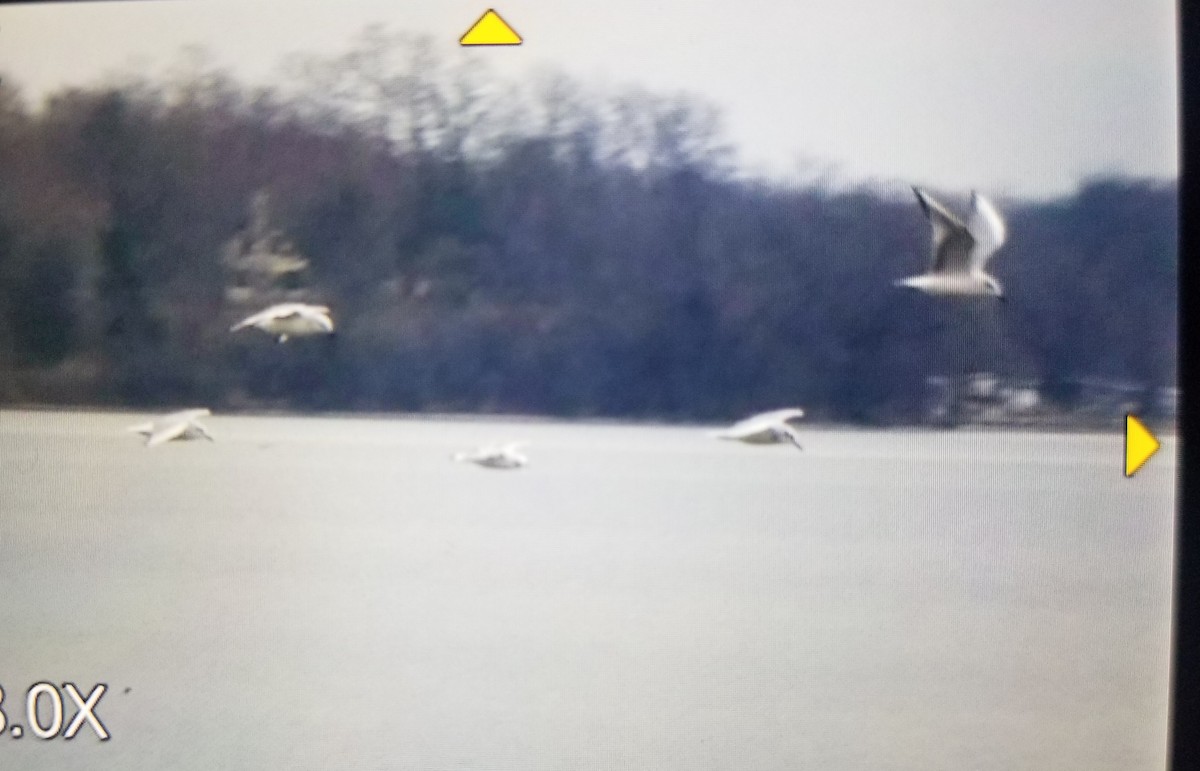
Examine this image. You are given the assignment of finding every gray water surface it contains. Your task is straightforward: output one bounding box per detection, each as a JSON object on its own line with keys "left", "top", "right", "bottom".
{"left": 0, "top": 411, "right": 1176, "bottom": 770}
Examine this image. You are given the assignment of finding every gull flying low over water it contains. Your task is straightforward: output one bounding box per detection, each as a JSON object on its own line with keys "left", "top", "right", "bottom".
{"left": 896, "top": 187, "right": 1008, "bottom": 299}
{"left": 714, "top": 408, "right": 805, "bottom": 450}
{"left": 127, "top": 409, "right": 215, "bottom": 448}
{"left": 452, "top": 442, "right": 529, "bottom": 470}
{"left": 230, "top": 303, "right": 335, "bottom": 343}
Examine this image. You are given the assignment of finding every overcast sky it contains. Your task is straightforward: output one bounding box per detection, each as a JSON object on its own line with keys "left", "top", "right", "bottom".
{"left": 0, "top": 0, "right": 1179, "bottom": 197}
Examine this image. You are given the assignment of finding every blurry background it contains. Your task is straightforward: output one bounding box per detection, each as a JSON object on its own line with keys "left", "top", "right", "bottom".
{"left": 0, "top": 1, "right": 1179, "bottom": 424}
{"left": 0, "top": 8, "right": 1178, "bottom": 768}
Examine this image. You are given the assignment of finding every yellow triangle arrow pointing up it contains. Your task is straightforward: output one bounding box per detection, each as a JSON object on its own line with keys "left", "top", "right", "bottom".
{"left": 1125, "top": 414, "right": 1160, "bottom": 478}
{"left": 460, "top": 9, "right": 522, "bottom": 46}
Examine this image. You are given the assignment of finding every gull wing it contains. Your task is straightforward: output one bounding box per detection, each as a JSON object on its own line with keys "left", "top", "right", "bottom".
{"left": 186, "top": 421, "right": 215, "bottom": 442}
{"left": 162, "top": 408, "right": 211, "bottom": 424}
{"left": 913, "top": 187, "right": 974, "bottom": 274}
{"left": 230, "top": 304, "right": 302, "bottom": 331}
{"left": 753, "top": 407, "right": 804, "bottom": 425}
{"left": 128, "top": 408, "right": 205, "bottom": 434}
{"left": 966, "top": 191, "right": 1007, "bottom": 269}
{"left": 145, "top": 420, "right": 190, "bottom": 448}
{"left": 230, "top": 308, "right": 269, "bottom": 332}
{"left": 720, "top": 420, "right": 761, "bottom": 439}
{"left": 727, "top": 408, "right": 805, "bottom": 435}
{"left": 777, "top": 423, "right": 804, "bottom": 451}
{"left": 305, "top": 308, "right": 335, "bottom": 332}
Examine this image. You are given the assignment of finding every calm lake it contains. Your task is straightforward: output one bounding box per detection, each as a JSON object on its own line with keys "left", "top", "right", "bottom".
{"left": 0, "top": 410, "right": 1176, "bottom": 770}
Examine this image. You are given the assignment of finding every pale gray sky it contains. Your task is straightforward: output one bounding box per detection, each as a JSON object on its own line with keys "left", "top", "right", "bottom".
{"left": 0, "top": 0, "right": 1179, "bottom": 196}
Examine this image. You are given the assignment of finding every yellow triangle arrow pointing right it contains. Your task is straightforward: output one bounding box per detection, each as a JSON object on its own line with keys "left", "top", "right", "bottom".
{"left": 1125, "top": 414, "right": 1160, "bottom": 477}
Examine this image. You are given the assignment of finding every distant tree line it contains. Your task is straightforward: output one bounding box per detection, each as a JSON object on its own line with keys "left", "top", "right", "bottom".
{"left": 0, "top": 30, "right": 1178, "bottom": 424}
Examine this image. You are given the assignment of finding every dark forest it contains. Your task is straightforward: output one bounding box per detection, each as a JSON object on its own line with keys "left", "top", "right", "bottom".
{"left": 0, "top": 32, "right": 1178, "bottom": 424}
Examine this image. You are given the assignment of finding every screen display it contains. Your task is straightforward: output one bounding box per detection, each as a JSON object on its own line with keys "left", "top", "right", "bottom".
{"left": 0, "top": 1, "right": 1179, "bottom": 768}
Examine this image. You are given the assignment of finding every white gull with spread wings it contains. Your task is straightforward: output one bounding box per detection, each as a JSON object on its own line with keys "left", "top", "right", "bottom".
{"left": 127, "top": 409, "right": 215, "bottom": 448}
{"left": 714, "top": 408, "right": 805, "bottom": 450}
{"left": 452, "top": 442, "right": 529, "bottom": 469}
{"left": 896, "top": 187, "right": 1008, "bottom": 299}
{"left": 230, "top": 303, "right": 334, "bottom": 343}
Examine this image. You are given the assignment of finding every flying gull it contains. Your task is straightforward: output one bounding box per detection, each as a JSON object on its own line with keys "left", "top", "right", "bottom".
{"left": 895, "top": 187, "right": 1008, "bottom": 299}
{"left": 127, "top": 409, "right": 215, "bottom": 448}
{"left": 230, "top": 303, "right": 335, "bottom": 343}
{"left": 714, "top": 408, "right": 805, "bottom": 450}
{"left": 452, "top": 442, "right": 529, "bottom": 469}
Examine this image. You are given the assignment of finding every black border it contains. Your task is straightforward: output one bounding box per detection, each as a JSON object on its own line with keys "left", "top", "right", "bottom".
{"left": 1174, "top": 1, "right": 1198, "bottom": 768}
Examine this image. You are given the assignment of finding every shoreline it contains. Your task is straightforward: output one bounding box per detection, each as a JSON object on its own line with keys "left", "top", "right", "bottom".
{"left": 0, "top": 403, "right": 1175, "bottom": 436}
